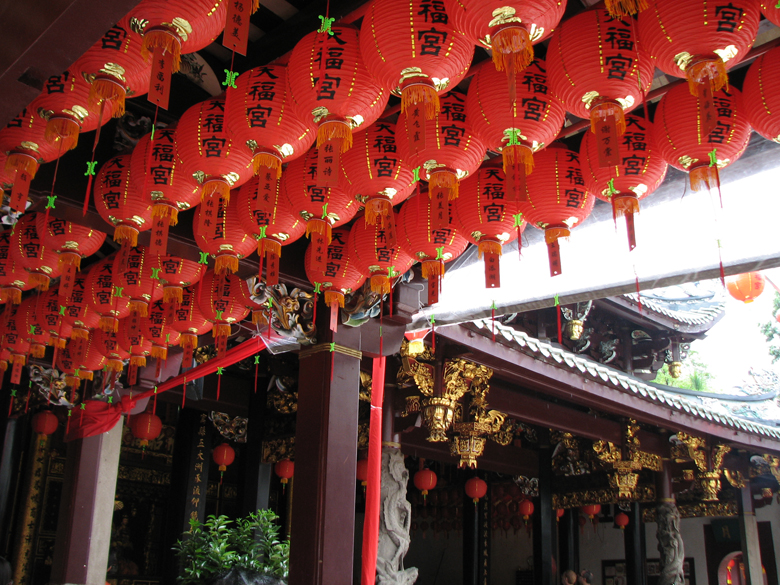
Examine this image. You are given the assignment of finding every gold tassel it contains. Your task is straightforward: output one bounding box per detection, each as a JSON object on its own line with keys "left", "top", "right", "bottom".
{"left": 129, "top": 300, "right": 149, "bottom": 317}
{"left": 214, "top": 323, "right": 232, "bottom": 339}
{"left": 78, "top": 369, "right": 94, "bottom": 381}
{"left": 45, "top": 116, "right": 80, "bottom": 150}
{"left": 0, "top": 361, "right": 7, "bottom": 372}
{"left": 151, "top": 345, "right": 167, "bottom": 360}
{"left": 99, "top": 316, "right": 119, "bottom": 333}
{"left": 428, "top": 168, "right": 459, "bottom": 200}
{"left": 252, "top": 151, "right": 282, "bottom": 178}
{"left": 107, "top": 359, "right": 124, "bottom": 373}
{"left": 401, "top": 81, "right": 440, "bottom": 120}
{"left": 30, "top": 344, "right": 46, "bottom": 359}
{"left": 6, "top": 152, "right": 39, "bottom": 178}
{"left": 612, "top": 193, "right": 640, "bottom": 218}
{"left": 491, "top": 25, "right": 534, "bottom": 73}
{"left": 421, "top": 260, "right": 445, "bottom": 279}
{"left": 370, "top": 274, "right": 391, "bottom": 295}
{"left": 88, "top": 75, "right": 127, "bottom": 118}
{"left": 58, "top": 251, "right": 81, "bottom": 271}
{"left": 163, "top": 286, "right": 183, "bottom": 304}
{"left": 689, "top": 164, "right": 720, "bottom": 192}
{"left": 316, "top": 119, "right": 352, "bottom": 153}
{"left": 477, "top": 240, "right": 503, "bottom": 258}
{"left": 215, "top": 254, "right": 239, "bottom": 275}
{"left": 590, "top": 101, "right": 626, "bottom": 135}
{"left": 251, "top": 0, "right": 260, "bottom": 12}
{"left": 29, "top": 273, "right": 50, "bottom": 291}
{"left": 113, "top": 225, "right": 139, "bottom": 247}
{"left": 252, "top": 310, "right": 268, "bottom": 326}
{"left": 365, "top": 196, "right": 393, "bottom": 226}
{"left": 324, "top": 290, "right": 345, "bottom": 308}
{"left": 152, "top": 203, "right": 179, "bottom": 226}
{"left": 201, "top": 177, "right": 230, "bottom": 204}
{"left": 545, "top": 226, "right": 571, "bottom": 245}
{"left": 65, "top": 375, "right": 80, "bottom": 389}
{"left": 53, "top": 336, "right": 67, "bottom": 349}
{"left": 502, "top": 144, "right": 534, "bottom": 176}
{"left": 263, "top": 238, "right": 282, "bottom": 259}
{"left": 306, "top": 218, "right": 332, "bottom": 244}
{"left": 141, "top": 28, "right": 182, "bottom": 73}
{"left": 130, "top": 355, "right": 147, "bottom": 367}
{"left": 180, "top": 333, "right": 198, "bottom": 350}
{"left": 1, "top": 287, "right": 21, "bottom": 305}
{"left": 72, "top": 327, "right": 90, "bottom": 340}
{"left": 687, "top": 58, "right": 729, "bottom": 96}
{"left": 604, "top": 0, "right": 648, "bottom": 16}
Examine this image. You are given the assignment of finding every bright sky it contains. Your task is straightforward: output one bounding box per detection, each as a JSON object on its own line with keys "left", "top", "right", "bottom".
{"left": 693, "top": 268, "right": 780, "bottom": 390}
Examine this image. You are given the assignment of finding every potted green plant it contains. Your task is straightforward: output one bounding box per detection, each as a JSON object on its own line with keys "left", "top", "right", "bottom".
{"left": 174, "top": 510, "right": 289, "bottom": 585}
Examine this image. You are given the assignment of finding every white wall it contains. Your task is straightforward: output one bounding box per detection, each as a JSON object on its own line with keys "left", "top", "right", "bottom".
{"left": 578, "top": 519, "right": 626, "bottom": 585}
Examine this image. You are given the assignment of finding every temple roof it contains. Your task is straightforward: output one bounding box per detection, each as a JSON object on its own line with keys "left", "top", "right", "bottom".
{"left": 621, "top": 281, "right": 727, "bottom": 327}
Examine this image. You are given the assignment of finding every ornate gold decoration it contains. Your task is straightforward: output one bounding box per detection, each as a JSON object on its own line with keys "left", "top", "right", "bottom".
{"left": 268, "top": 389, "right": 298, "bottom": 414}
{"left": 714, "top": 45, "right": 738, "bottom": 63}
{"left": 194, "top": 345, "right": 217, "bottom": 364}
{"left": 249, "top": 281, "right": 316, "bottom": 346}
{"left": 262, "top": 437, "right": 295, "bottom": 464}
{"left": 642, "top": 501, "right": 737, "bottom": 522}
{"left": 674, "top": 51, "right": 694, "bottom": 71}
{"left": 210, "top": 412, "right": 248, "bottom": 443}
{"left": 593, "top": 420, "right": 661, "bottom": 499}
{"left": 358, "top": 423, "right": 369, "bottom": 450}
{"left": 675, "top": 432, "right": 731, "bottom": 501}
{"left": 723, "top": 469, "right": 746, "bottom": 489}
{"left": 760, "top": 454, "right": 780, "bottom": 483}
{"left": 553, "top": 485, "right": 656, "bottom": 509}
{"left": 359, "top": 371, "right": 372, "bottom": 402}
{"left": 404, "top": 396, "right": 457, "bottom": 442}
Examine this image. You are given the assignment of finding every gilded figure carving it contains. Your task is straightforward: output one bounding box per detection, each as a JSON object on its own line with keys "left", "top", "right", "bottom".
{"left": 249, "top": 280, "right": 316, "bottom": 345}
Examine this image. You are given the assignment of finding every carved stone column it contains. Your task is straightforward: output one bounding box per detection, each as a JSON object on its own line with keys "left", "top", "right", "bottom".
{"left": 656, "top": 501, "right": 685, "bottom": 585}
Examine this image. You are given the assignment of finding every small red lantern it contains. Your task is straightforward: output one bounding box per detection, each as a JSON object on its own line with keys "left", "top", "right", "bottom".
{"left": 11, "top": 213, "right": 62, "bottom": 291}
{"left": 32, "top": 286, "right": 73, "bottom": 349}
{"left": 414, "top": 468, "right": 437, "bottom": 499}
{"left": 36, "top": 215, "right": 107, "bottom": 288}
{"left": 170, "top": 286, "right": 213, "bottom": 363}
{"left": 581, "top": 504, "right": 601, "bottom": 519}
{"left": 93, "top": 154, "right": 151, "bottom": 248}
{"left": 156, "top": 255, "right": 205, "bottom": 305}
{"left": 56, "top": 335, "right": 107, "bottom": 388}
{"left": 143, "top": 300, "right": 182, "bottom": 361}
{"left": 356, "top": 458, "right": 369, "bottom": 489}
{"left": 196, "top": 270, "right": 251, "bottom": 355}
{"left": 556, "top": 508, "right": 565, "bottom": 522}
{"left": 86, "top": 257, "right": 132, "bottom": 333}
{"left": 519, "top": 499, "right": 534, "bottom": 521}
{"left": 117, "top": 316, "right": 153, "bottom": 386}
{"left": 29, "top": 70, "right": 95, "bottom": 152}
{"left": 130, "top": 412, "right": 163, "bottom": 447}
{"left": 615, "top": 511, "right": 630, "bottom": 530}
{"left": 93, "top": 327, "right": 130, "bottom": 374}
{"left": 2, "top": 303, "right": 31, "bottom": 374}
{"left": 21, "top": 297, "right": 50, "bottom": 358}
{"left": 112, "top": 246, "right": 163, "bottom": 317}
{"left": 193, "top": 193, "right": 256, "bottom": 275}
{"left": 726, "top": 272, "right": 765, "bottom": 303}
{"left": 60, "top": 269, "right": 102, "bottom": 339}
{"left": 213, "top": 443, "right": 236, "bottom": 475}
{"left": 275, "top": 459, "right": 295, "bottom": 490}
{"left": 742, "top": 47, "right": 780, "bottom": 143}
{"left": 32, "top": 411, "right": 59, "bottom": 437}
{"left": 0, "top": 232, "right": 34, "bottom": 304}
{"left": 349, "top": 212, "right": 415, "bottom": 295}
{"left": 465, "top": 477, "right": 488, "bottom": 504}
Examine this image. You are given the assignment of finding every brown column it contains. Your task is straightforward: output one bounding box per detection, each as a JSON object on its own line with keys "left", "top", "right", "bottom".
{"left": 289, "top": 325, "right": 361, "bottom": 585}
{"left": 50, "top": 419, "right": 124, "bottom": 585}
{"left": 738, "top": 485, "right": 763, "bottom": 585}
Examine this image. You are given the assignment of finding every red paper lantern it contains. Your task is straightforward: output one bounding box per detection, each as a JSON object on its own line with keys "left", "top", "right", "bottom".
{"left": 171, "top": 285, "right": 213, "bottom": 355}
{"left": 465, "top": 58, "right": 566, "bottom": 186}
{"left": 759, "top": 0, "right": 780, "bottom": 26}
{"left": 288, "top": 24, "right": 390, "bottom": 159}
{"left": 0, "top": 153, "right": 14, "bottom": 192}
{"left": 225, "top": 64, "right": 316, "bottom": 179}
{"left": 359, "top": 0, "right": 474, "bottom": 120}
{"left": 444, "top": 0, "right": 563, "bottom": 75}
{"left": 556, "top": 508, "right": 565, "bottom": 521}
{"left": 451, "top": 164, "right": 523, "bottom": 288}
{"left": 176, "top": 95, "right": 254, "bottom": 202}
{"left": 130, "top": 412, "right": 162, "bottom": 447}
{"left": 581, "top": 504, "right": 601, "bottom": 519}
{"left": 547, "top": 8, "right": 655, "bottom": 141}
{"left": 19, "top": 296, "right": 49, "bottom": 359}
{"left": 86, "top": 257, "right": 132, "bottom": 332}
{"left": 196, "top": 270, "right": 251, "bottom": 352}
{"left": 652, "top": 83, "right": 750, "bottom": 192}
{"left": 580, "top": 113, "right": 668, "bottom": 250}
{"left": 56, "top": 336, "right": 107, "bottom": 388}
{"left": 29, "top": 69, "right": 96, "bottom": 152}
{"left": 349, "top": 212, "right": 415, "bottom": 294}
{"left": 93, "top": 327, "right": 130, "bottom": 374}
{"left": 414, "top": 468, "right": 437, "bottom": 497}
{"left": 11, "top": 213, "right": 62, "bottom": 291}
{"left": 742, "top": 47, "right": 780, "bottom": 143}
{"left": 356, "top": 458, "right": 369, "bottom": 487}
{"left": 2, "top": 302, "right": 31, "bottom": 369}
{"left": 213, "top": 443, "right": 236, "bottom": 472}
{"left": 518, "top": 146, "right": 595, "bottom": 276}
{"left": 157, "top": 255, "right": 205, "bottom": 305}
{"left": 142, "top": 300, "right": 182, "bottom": 360}
{"left": 519, "top": 499, "right": 534, "bottom": 520}
{"left": 398, "top": 191, "right": 468, "bottom": 303}
{"left": 465, "top": 477, "right": 488, "bottom": 503}
{"left": 60, "top": 269, "right": 102, "bottom": 338}
{"left": 117, "top": 316, "right": 153, "bottom": 368}
{"left": 32, "top": 411, "right": 59, "bottom": 437}
{"left": 93, "top": 154, "right": 152, "bottom": 248}
{"left": 615, "top": 511, "right": 630, "bottom": 529}
{"left": 637, "top": 0, "right": 760, "bottom": 96}
{"left": 36, "top": 214, "right": 106, "bottom": 273}
{"left": 726, "top": 272, "right": 765, "bottom": 303}
{"left": 237, "top": 175, "right": 306, "bottom": 286}
{"left": 112, "top": 246, "right": 163, "bottom": 317}
{"left": 32, "top": 286, "right": 73, "bottom": 349}
{"left": 274, "top": 458, "right": 294, "bottom": 483}
{"left": 341, "top": 120, "right": 418, "bottom": 230}
{"left": 0, "top": 232, "right": 34, "bottom": 304}
{"left": 193, "top": 194, "right": 256, "bottom": 275}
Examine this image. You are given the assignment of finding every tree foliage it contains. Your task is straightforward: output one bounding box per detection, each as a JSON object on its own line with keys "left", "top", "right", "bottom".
{"left": 759, "top": 292, "right": 780, "bottom": 364}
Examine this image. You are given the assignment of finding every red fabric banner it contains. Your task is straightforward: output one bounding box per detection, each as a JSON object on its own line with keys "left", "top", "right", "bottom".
{"left": 361, "top": 356, "right": 386, "bottom": 585}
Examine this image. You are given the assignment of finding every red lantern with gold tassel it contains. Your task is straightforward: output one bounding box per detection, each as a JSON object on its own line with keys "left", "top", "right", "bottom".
{"left": 171, "top": 285, "right": 213, "bottom": 366}
{"left": 130, "top": 412, "right": 162, "bottom": 448}
{"left": 274, "top": 458, "right": 294, "bottom": 486}
{"left": 20, "top": 296, "right": 50, "bottom": 359}
{"left": 349, "top": 212, "right": 415, "bottom": 295}
{"left": 444, "top": 0, "right": 564, "bottom": 80}
{"left": 742, "top": 46, "right": 780, "bottom": 143}
{"left": 359, "top": 0, "right": 474, "bottom": 125}
{"left": 117, "top": 316, "right": 152, "bottom": 387}
{"left": 56, "top": 336, "right": 107, "bottom": 388}
{"left": 93, "top": 327, "right": 130, "bottom": 375}
{"left": 637, "top": 0, "right": 759, "bottom": 103}
{"left": 0, "top": 153, "right": 14, "bottom": 194}
{"left": 176, "top": 95, "right": 254, "bottom": 205}
{"left": 452, "top": 164, "right": 523, "bottom": 288}
{"left": 193, "top": 194, "right": 256, "bottom": 275}
{"left": 11, "top": 213, "right": 62, "bottom": 291}
{"left": 226, "top": 64, "right": 316, "bottom": 179}
{"left": 341, "top": 120, "right": 418, "bottom": 236}
{"left": 86, "top": 257, "right": 132, "bottom": 333}
{"left": 60, "top": 269, "right": 102, "bottom": 339}
{"left": 112, "top": 246, "right": 163, "bottom": 318}
{"left": 396, "top": 91, "right": 486, "bottom": 232}
{"left": 29, "top": 70, "right": 96, "bottom": 152}
{"left": 304, "top": 228, "right": 366, "bottom": 332}
{"left": 517, "top": 146, "right": 595, "bottom": 276}
{"left": 33, "top": 286, "right": 73, "bottom": 350}
{"left": 398, "top": 191, "right": 468, "bottom": 304}
{"left": 0, "top": 232, "right": 34, "bottom": 304}
{"left": 2, "top": 302, "right": 31, "bottom": 383}
{"left": 94, "top": 154, "right": 152, "bottom": 248}
{"left": 32, "top": 410, "right": 59, "bottom": 438}
{"left": 726, "top": 272, "right": 765, "bottom": 303}
{"left": 196, "top": 270, "right": 251, "bottom": 356}
{"left": 759, "top": 0, "right": 780, "bottom": 26}
{"left": 237, "top": 175, "right": 306, "bottom": 286}
{"left": 157, "top": 255, "right": 205, "bottom": 305}
{"left": 580, "top": 114, "right": 668, "bottom": 250}
{"left": 547, "top": 8, "right": 655, "bottom": 153}
{"left": 653, "top": 83, "right": 750, "bottom": 192}
{"left": 130, "top": 125, "right": 200, "bottom": 256}
{"left": 214, "top": 443, "right": 236, "bottom": 473}
{"left": 288, "top": 24, "right": 390, "bottom": 180}
{"left": 143, "top": 300, "right": 182, "bottom": 361}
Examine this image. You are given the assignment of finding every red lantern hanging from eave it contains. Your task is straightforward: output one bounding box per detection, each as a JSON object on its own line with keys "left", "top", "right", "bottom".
{"left": 341, "top": 120, "right": 418, "bottom": 232}
{"left": 72, "top": 17, "right": 151, "bottom": 119}
{"left": 580, "top": 114, "right": 668, "bottom": 250}
{"left": 117, "top": 316, "right": 153, "bottom": 385}
{"left": 143, "top": 300, "right": 182, "bottom": 360}
{"left": 171, "top": 285, "right": 213, "bottom": 364}
{"left": 742, "top": 47, "right": 780, "bottom": 144}
{"left": 414, "top": 468, "right": 437, "bottom": 498}
{"left": 274, "top": 458, "right": 294, "bottom": 484}
{"left": 356, "top": 458, "right": 369, "bottom": 488}
{"left": 547, "top": 8, "right": 655, "bottom": 150}
{"left": 518, "top": 146, "right": 595, "bottom": 277}
{"left": 615, "top": 511, "right": 630, "bottom": 529}
{"left": 196, "top": 270, "right": 251, "bottom": 355}
{"left": 130, "top": 412, "right": 162, "bottom": 447}
{"left": 157, "top": 255, "right": 205, "bottom": 305}
{"left": 11, "top": 213, "right": 62, "bottom": 291}
{"left": 214, "top": 443, "right": 236, "bottom": 472}
{"left": 288, "top": 24, "right": 390, "bottom": 179}
{"left": 359, "top": 0, "right": 474, "bottom": 122}
{"left": 653, "top": 84, "right": 750, "bottom": 192}
{"left": 726, "top": 272, "right": 765, "bottom": 303}
{"left": 451, "top": 164, "right": 523, "bottom": 288}
{"left": 193, "top": 194, "right": 256, "bottom": 275}
{"left": 29, "top": 70, "right": 96, "bottom": 152}
{"left": 519, "top": 499, "right": 534, "bottom": 521}
{"left": 33, "top": 286, "right": 73, "bottom": 349}
{"left": 759, "top": 0, "right": 780, "bottom": 26}
{"left": 465, "top": 58, "right": 566, "bottom": 195}
{"left": 60, "top": 270, "right": 102, "bottom": 338}
{"left": 112, "top": 246, "right": 164, "bottom": 318}
{"left": 226, "top": 64, "right": 316, "bottom": 179}
{"left": 177, "top": 95, "right": 254, "bottom": 204}
{"left": 20, "top": 296, "right": 51, "bottom": 359}
{"left": 94, "top": 154, "right": 152, "bottom": 248}
{"left": 444, "top": 0, "right": 564, "bottom": 79}
{"left": 237, "top": 175, "right": 306, "bottom": 287}
{"left": 56, "top": 335, "right": 107, "bottom": 388}
{"left": 32, "top": 410, "right": 59, "bottom": 437}
{"left": 349, "top": 212, "right": 415, "bottom": 295}
{"left": 93, "top": 327, "right": 130, "bottom": 374}
{"left": 304, "top": 227, "right": 366, "bottom": 332}
{"left": 86, "top": 257, "right": 132, "bottom": 333}
{"left": 637, "top": 0, "right": 759, "bottom": 100}
{"left": 396, "top": 91, "right": 486, "bottom": 232}
{"left": 465, "top": 477, "right": 488, "bottom": 504}
{"left": 0, "top": 233, "right": 34, "bottom": 305}
{"left": 581, "top": 503, "right": 601, "bottom": 519}
{"left": 2, "top": 302, "right": 31, "bottom": 371}
{"left": 398, "top": 191, "right": 468, "bottom": 305}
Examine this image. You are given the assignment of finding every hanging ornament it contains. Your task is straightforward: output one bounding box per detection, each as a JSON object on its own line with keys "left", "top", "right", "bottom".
{"left": 652, "top": 83, "right": 750, "bottom": 192}
{"left": 112, "top": 246, "right": 163, "bottom": 317}
{"left": 193, "top": 193, "right": 256, "bottom": 275}
{"left": 2, "top": 302, "right": 31, "bottom": 384}
{"left": 349, "top": 211, "right": 415, "bottom": 294}
{"left": 274, "top": 458, "right": 294, "bottom": 490}
{"left": 30, "top": 69, "right": 96, "bottom": 152}
{"left": 170, "top": 285, "right": 213, "bottom": 366}
{"left": 580, "top": 114, "right": 668, "bottom": 251}
{"left": 11, "top": 213, "right": 62, "bottom": 291}
{"left": 56, "top": 335, "right": 107, "bottom": 388}
{"left": 451, "top": 164, "right": 523, "bottom": 288}
{"left": 196, "top": 270, "right": 251, "bottom": 356}
{"left": 60, "top": 269, "right": 102, "bottom": 339}
{"left": 156, "top": 255, "right": 205, "bottom": 305}
{"left": 130, "top": 412, "right": 163, "bottom": 448}
{"left": 20, "top": 296, "right": 51, "bottom": 359}
{"left": 465, "top": 477, "right": 488, "bottom": 504}
{"left": 547, "top": 7, "right": 655, "bottom": 155}
{"left": 0, "top": 232, "right": 34, "bottom": 304}
{"left": 758, "top": 0, "right": 780, "bottom": 26}
{"left": 615, "top": 511, "right": 630, "bottom": 529}
{"left": 356, "top": 458, "right": 369, "bottom": 491}
{"left": 556, "top": 508, "right": 565, "bottom": 522}
{"left": 465, "top": 58, "right": 565, "bottom": 196}
{"left": 213, "top": 443, "right": 236, "bottom": 475}
{"left": 93, "top": 327, "right": 130, "bottom": 375}
{"left": 726, "top": 272, "right": 765, "bottom": 303}
{"left": 32, "top": 410, "right": 59, "bottom": 439}
{"left": 414, "top": 467, "right": 437, "bottom": 500}
{"left": 94, "top": 154, "right": 152, "bottom": 248}
{"left": 519, "top": 499, "right": 534, "bottom": 521}
{"left": 86, "top": 256, "right": 133, "bottom": 333}
{"left": 143, "top": 300, "right": 182, "bottom": 361}
{"left": 742, "top": 47, "right": 780, "bottom": 144}
{"left": 31, "top": 286, "right": 73, "bottom": 350}
{"left": 581, "top": 504, "right": 601, "bottom": 520}
{"left": 117, "top": 315, "right": 153, "bottom": 386}
{"left": 398, "top": 191, "right": 468, "bottom": 304}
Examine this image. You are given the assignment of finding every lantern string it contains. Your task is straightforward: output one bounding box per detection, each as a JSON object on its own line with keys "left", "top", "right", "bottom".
{"left": 430, "top": 314, "right": 435, "bottom": 352}
{"left": 45, "top": 139, "right": 64, "bottom": 225}
{"left": 24, "top": 380, "right": 32, "bottom": 414}
{"left": 554, "top": 293, "right": 562, "bottom": 345}
{"left": 83, "top": 100, "right": 106, "bottom": 216}
{"left": 491, "top": 301, "right": 496, "bottom": 343}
